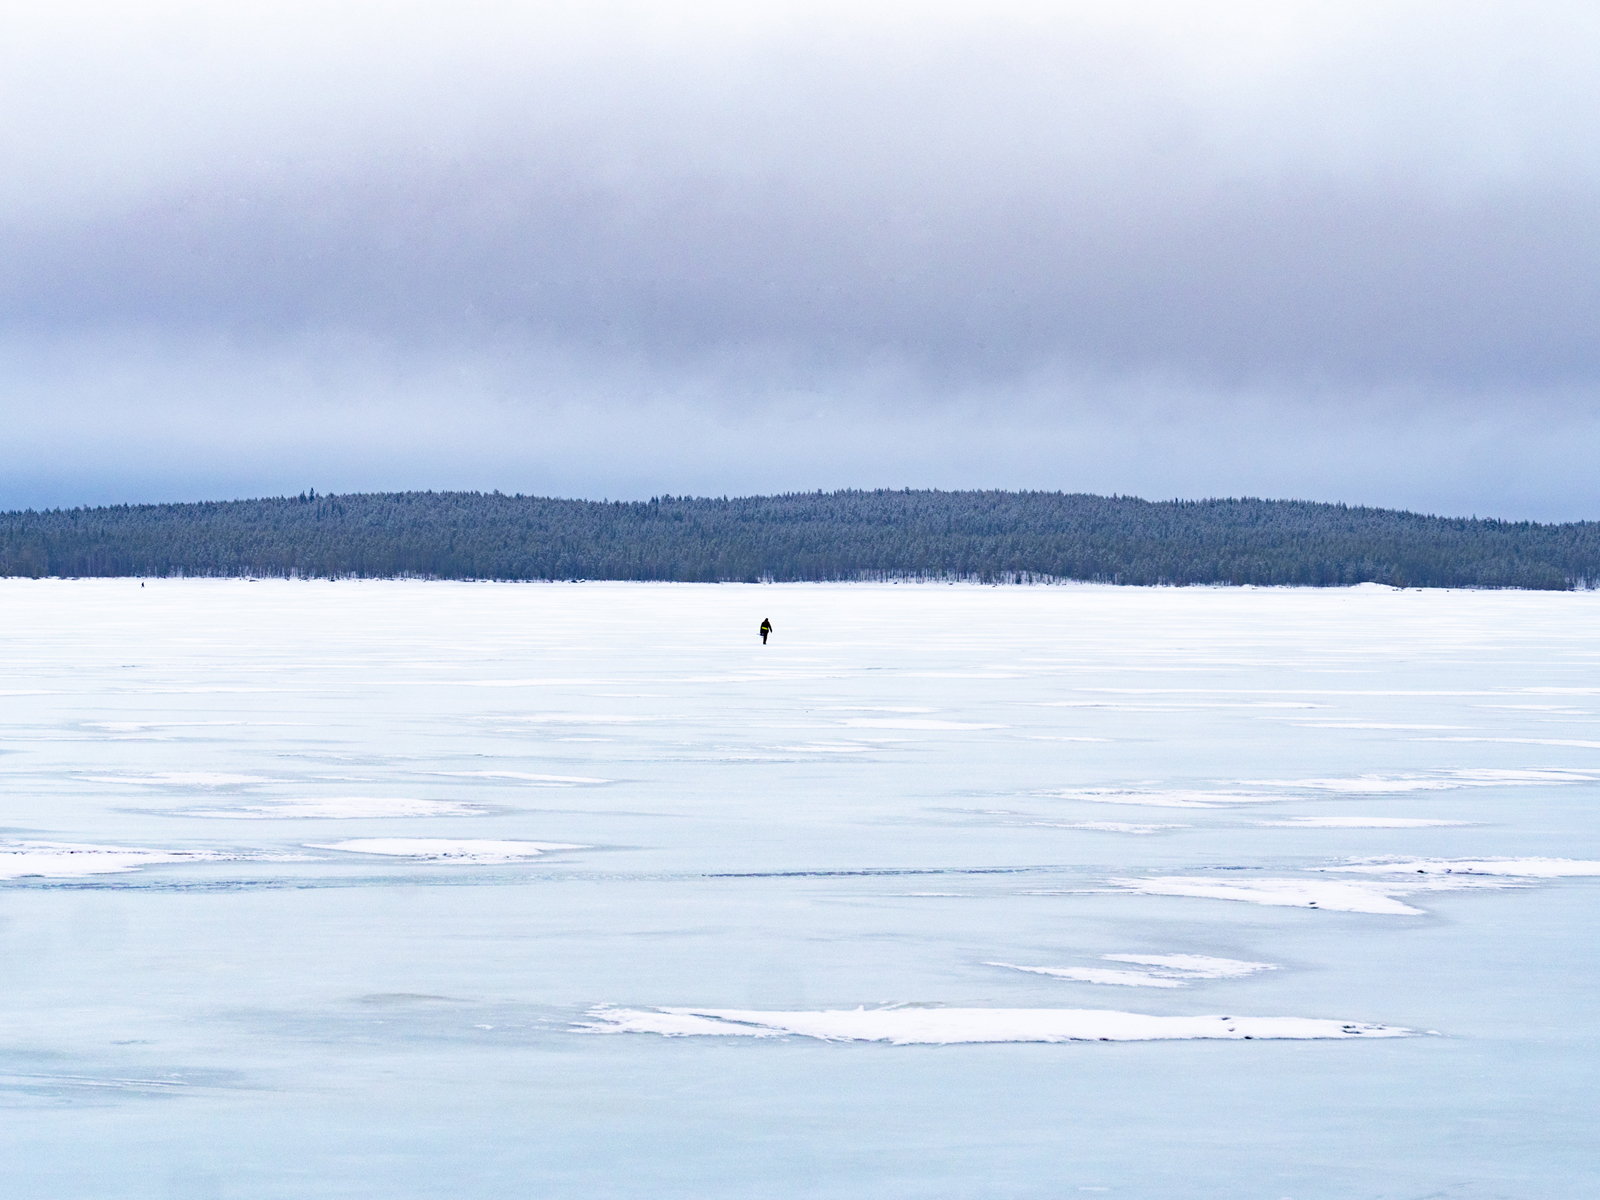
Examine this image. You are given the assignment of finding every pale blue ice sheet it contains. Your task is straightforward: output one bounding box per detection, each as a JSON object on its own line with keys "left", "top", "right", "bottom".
{"left": 1, "top": 579, "right": 1597, "bottom": 1198}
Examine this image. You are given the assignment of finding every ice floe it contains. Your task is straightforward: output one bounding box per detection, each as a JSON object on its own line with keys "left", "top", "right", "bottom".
{"left": 308, "top": 839, "right": 586, "bottom": 862}
{"left": 992, "top": 954, "right": 1276, "bottom": 988}
{"left": 580, "top": 1006, "right": 1410, "bottom": 1043}
{"left": 186, "top": 798, "right": 490, "bottom": 819}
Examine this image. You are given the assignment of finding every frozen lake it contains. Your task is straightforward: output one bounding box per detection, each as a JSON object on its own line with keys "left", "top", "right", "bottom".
{"left": 2, "top": 578, "right": 1598, "bottom": 1198}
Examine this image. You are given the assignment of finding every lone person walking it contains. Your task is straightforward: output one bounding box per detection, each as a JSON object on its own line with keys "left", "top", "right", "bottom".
{"left": 759, "top": 618, "right": 773, "bottom": 645}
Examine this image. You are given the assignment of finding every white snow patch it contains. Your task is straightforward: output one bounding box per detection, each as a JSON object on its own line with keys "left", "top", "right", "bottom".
{"left": 309, "top": 838, "right": 586, "bottom": 862}
{"left": 1290, "top": 723, "right": 1468, "bottom": 730}
{"left": 772, "top": 743, "right": 876, "bottom": 754}
{"left": 1247, "top": 775, "right": 1461, "bottom": 793}
{"left": 1259, "top": 817, "right": 1474, "bottom": 829}
{"left": 1117, "top": 873, "right": 1518, "bottom": 915}
{"left": 823, "top": 706, "right": 938, "bottom": 713}
{"left": 1324, "top": 857, "right": 1600, "bottom": 878}
{"left": 187, "top": 798, "right": 489, "bottom": 819}
{"left": 990, "top": 964, "right": 1190, "bottom": 988}
{"left": 580, "top": 1006, "right": 1410, "bottom": 1043}
{"left": 0, "top": 841, "right": 288, "bottom": 879}
{"left": 1246, "top": 768, "right": 1600, "bottom": 792}
{"left": 1116, "top": 877, "right": 1428, "bottom": 915}
{"left": 1421, "top": 737, "right": 1600, "bottom": 749}
{"left": 993, "top": 954, "right": 1276, "bottom": 988}
{"left": 1044, "top": 789, "right": 1279, "bottom": 809}
{"left": 430, "top": 771, "right": 612, "bottom": 785}
{"left": 842, "top": 719, "right": 1005, "bottom": 730}
{"left": 77, "top": 772, "right": 273, "bottom": 787}
{"left": 493, "top": 715, "right": 662, "bottom": 724}
{"left": 1104, "top": 954, "right": 1278, "bottom": 979}
{"left": 1031, "top": 821, "right": 1189, "bottom": 833}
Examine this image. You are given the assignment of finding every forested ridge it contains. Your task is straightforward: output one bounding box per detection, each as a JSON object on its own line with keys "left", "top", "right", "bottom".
{"left": 1, "top": 489, "right": 1596, "bottom": 589}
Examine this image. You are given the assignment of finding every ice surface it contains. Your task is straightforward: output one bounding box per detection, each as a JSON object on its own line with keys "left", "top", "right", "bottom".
{"left": 1249, "top": 768, "right": 1600, "bottom": 791}
{"left": 989, "top": 963, "right": 1193, "bottom": 987}
{"left": 4, "top": 578, "right": 1600, "bottom": 1198}
{"left": 1111, "top": 875, "right": 1519, "bottom": 915}
{"left": 428, "top": 771, "right": 611, "bottom": 784}
{"left": 1325, "top": 856, "right": 1600, "bottom": 878}
{"left": 186, "top": 798, "right": 491, "bottom": 819}
{"left": 580, "top": 1006, "right": 1412, "bottom": 1043}
{"left": 989, "top": 955, "right": 1273, "bottom": 988}
{"left": 0, "top": 840, "right": 292, "bottom": 878}
{"left": 1103, "top": 954, "right": 1277, "bottom": 979}
{"left": 308, "top": 839, "right": 587, "bottom": 861}
{"left": 1042, "top": 789, "right": 1280, "bottom": 808}
{"left": 1038, "top": 821, "right": 1189, "bottom": 833}
{"left": 1259, "top": 817, "right": 1473, "bottom": 828}
{"left": 841, "top": 717, "right": 1006, "bottom": 729}
{"left": 0, "top": 841, "right": 209, "bottom": 879}
{"left": 76, "top": 772, "right": 276, "bottom": 786}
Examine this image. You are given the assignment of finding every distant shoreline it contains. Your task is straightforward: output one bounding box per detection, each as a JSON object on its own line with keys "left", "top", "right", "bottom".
{"left": 3, "top": 489, "right": 1596, "bottom": 590}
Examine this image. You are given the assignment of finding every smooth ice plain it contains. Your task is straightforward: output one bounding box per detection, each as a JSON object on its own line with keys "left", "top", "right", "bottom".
{"left": 3, "top": 579, "right": 1598, "bottom": 1198}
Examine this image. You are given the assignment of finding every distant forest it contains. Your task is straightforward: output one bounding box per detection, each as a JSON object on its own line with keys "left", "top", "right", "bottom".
{"left": 1, "top": 489, "right": 1596, "bottom": 589}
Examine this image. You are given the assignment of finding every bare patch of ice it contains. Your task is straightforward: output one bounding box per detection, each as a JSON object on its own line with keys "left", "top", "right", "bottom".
{"left": 579, "top": 1006, "right": 1410, "bottom": 1043}
{"left": 308, "top": 838, "right": 586, "bottom": 862}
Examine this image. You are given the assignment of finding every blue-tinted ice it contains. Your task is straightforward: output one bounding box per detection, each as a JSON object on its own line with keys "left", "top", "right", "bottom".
{"left": 2, "top": 579, "right": 1597, "bottom": 1197}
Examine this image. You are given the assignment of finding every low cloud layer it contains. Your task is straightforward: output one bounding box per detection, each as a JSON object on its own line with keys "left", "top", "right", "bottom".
{"left": 4, "top": 2, "right": 1598, "bottom": 517}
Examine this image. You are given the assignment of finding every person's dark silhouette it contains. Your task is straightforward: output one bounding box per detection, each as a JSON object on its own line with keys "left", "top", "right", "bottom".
{"left": 759, "top": 618, "right": 772, "bottom": 645}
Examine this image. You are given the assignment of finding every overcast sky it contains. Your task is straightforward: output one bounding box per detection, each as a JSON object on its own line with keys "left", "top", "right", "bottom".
{"left": 3, "top": 1, "right": 1597, "bottom": 518}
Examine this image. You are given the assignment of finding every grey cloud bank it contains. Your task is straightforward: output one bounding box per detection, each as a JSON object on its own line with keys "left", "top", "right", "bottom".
{"left": 3, "top": 2, "right": 1598, "bottom": 517}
